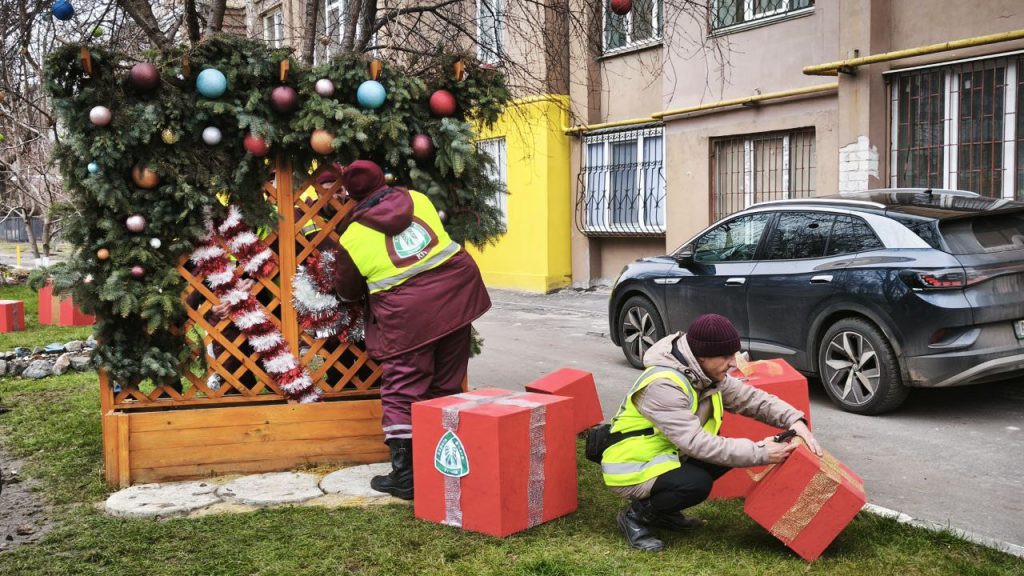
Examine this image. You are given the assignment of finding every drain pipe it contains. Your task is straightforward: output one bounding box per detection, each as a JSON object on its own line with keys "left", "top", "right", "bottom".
{"left": 652, "top": 83, "right": 838, "bottom": 120}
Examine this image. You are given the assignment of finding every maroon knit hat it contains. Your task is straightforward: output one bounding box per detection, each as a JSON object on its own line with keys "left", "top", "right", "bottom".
{"left": 342, "top": 160, "right": 386, "bottom": 200}
{"left": 686, "top": 313, "right": 741, "bottom": 358}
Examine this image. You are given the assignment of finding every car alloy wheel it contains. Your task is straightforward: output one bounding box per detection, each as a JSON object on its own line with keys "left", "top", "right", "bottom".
{"left": 618, "top": 296, "right": 664, "bottom": 369}
{"left": 822, "top": 330, "right": 882, "bottom": 407}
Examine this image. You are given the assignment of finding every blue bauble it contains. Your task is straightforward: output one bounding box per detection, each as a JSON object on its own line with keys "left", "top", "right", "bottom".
{"left": 87, "top": 161, "right": 99, "bottom": 174}
{"left": 356, "top": 80, "right": 387, "bottom": 109}
{"left": 52, "top": 0, "right": 74, "bottom": 21}
{"left": 196, "top": 68, "right": 227, "bottom": 99}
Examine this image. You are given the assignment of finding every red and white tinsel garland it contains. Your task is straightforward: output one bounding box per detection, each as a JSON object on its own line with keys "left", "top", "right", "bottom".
{"left": 190, "top": 208, "right": 322, "bottom": 404}
{"left": 292, "top": 248, "right": 365, "bottom": 343}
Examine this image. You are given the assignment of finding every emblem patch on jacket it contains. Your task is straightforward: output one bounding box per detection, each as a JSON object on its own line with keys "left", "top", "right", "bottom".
{"left": 387, "top": 216, "right": 438, "bottom": 267}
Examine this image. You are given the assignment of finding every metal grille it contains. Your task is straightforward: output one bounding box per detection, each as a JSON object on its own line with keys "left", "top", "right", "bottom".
{"left": 605, "top": 0, "right": 662, "bottom": 53}
{"left": 712, "top": 0, "right": 814, "bottom": 31}
{"left": 710, "top": 128, "right": 816, "bottom": 222}
{"left": 576, "top": 126, "right": 665, "bottom": 237}
{"left": 890, "top": 54, "right": 1023, "bottom": 199}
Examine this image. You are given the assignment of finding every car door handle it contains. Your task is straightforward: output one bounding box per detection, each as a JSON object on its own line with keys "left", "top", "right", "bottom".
{"left": 725, "top": 277, "right": 746, "bottom": 286}
{"left": 810, "top": 275, "right": 834, "bottom": 284}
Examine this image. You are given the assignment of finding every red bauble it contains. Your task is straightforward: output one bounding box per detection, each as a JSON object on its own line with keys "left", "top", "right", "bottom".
{"left": 429, "top": 89, "right": 457, "bottom": 117}
{"left": 244, "top": 133, "right": 270, "bottom": 157}
{"left": 271, "top": 86, "right": 299, "bottom": 113}
{"left": 411, "top": 133, "right": 435, "bottom": 160}
{"left": 130, "top": 265, "right": 145, "bottom": 279}
{"left": 610, "top": 0, "right": 633, "bottom": 15}
{"left": 130, "top": 63, "right": 160, "bottom": 91}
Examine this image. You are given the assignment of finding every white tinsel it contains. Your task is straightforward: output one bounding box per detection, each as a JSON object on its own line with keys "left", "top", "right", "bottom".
{"left": 292, "top": 267, "right": 338, "bottom": 312}
{"left": 248, "top": 332, "right": 284, "bottom": 352}
{"left": 227, "top": 230, "right": 259, "bottom": 252}
{"left": 280, "top": 374, "right": 313, "bottom": 394}
{"left": 190, "top": 244, "right": 226, "bottom": 264}
{"left": 219, "top": 288, "right": 250, "bottom": 307}
{"left": 242, "top": 249, "right": 274, "bottom": 274}
{"left": 207, "top": 269, "right": 235, "bottom": 288}
{"left": 298, "top": 388, "right": 323, "bottom": 404}
{"left": 206, "top": 373, "right": 222, "bottom": 392}
{"left": 264, "top": 350, "right": 297, "bottom": 374}
{"left": 218, "top": 205, "right": 243, "bottom": 233}
{"left": 234, "top": 309, "right": 268, "bottom": 330}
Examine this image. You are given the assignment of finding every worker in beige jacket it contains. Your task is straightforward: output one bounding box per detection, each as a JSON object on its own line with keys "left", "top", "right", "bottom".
{"left": 602, "top": 313, "right": 821, "bottom": 552}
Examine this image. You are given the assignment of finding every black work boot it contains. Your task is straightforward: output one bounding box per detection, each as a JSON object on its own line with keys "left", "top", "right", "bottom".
{"left": 616, "top": 498, "right": 664, "bottom": 552}
{"left": 648, "top": 510, "right": 707, "bottom": 531}
{"left": 370, "top": 438, "right": 414, "bottom": 500}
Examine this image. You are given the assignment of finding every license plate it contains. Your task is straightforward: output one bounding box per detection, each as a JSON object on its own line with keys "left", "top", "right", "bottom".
{"left": 1015, "top": 320, "right": 1024, "bottom": 340}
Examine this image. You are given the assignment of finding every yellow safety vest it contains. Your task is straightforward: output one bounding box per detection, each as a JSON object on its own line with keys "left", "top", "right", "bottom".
{"left": 339, "top": 189, "right": 460, "bottom": 294}
{"left": 602, "top": 366, "right": 723, "bottom": 487}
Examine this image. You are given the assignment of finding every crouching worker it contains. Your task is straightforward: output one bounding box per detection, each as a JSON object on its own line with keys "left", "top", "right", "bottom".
{"left": 602, "top": 313, "right": 821, "bottom": 552}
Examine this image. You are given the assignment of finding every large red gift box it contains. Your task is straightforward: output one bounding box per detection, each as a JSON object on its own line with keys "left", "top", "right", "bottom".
{"left": 709, "top": 358, "right": 811, "bottom": 500}
{"left": 38, "top": 283, "right": 94, "bottom": 327}
{"left": 412, "top": 388, "right": 577, "bottom": 537}
{"left": 524, "top": 368, "right": 603, "bottom": 434}
{"left": 0, "top": 300, "right": 25, "bottom": 333}
{"left": 744, "top": 442, "right": 866, "bottom": 562}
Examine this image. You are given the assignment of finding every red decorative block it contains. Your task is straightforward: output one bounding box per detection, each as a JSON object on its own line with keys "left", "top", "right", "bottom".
{"left": 412, "top": 388, "right": 577, "bottom": 537}
{"left": 0, "top": 300, "right": 25, "bottom": 333}
{"left": 38, "top": 283, "right": 53, "bottom": 325}
{"left": 525, "top": 368, "right": 603, "bottom": 434}
{"left": 39, "top": 283, "right": 94, "bottom": 327}
{"left": 57, "top": 297, "right": 95, "bottom": 327}
{"left": 744, "top": 443, "right": 865, "bottom": 562}
{"left": 709, "top": 358, "right": 811, "bottom": 500}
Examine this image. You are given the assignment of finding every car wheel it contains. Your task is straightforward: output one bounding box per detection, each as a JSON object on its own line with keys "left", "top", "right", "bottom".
{"left": 817, "top": 317, "right": 909, "bottom": 415}
{"left": 617, "top": 296, "right": 665, "bottom": 369}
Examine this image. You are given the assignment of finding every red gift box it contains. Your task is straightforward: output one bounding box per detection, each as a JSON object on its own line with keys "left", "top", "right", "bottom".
{"left": 412, "top": 388, "right": 577, "bottom": 537}
{"left": 0, "top": 300, "right": 25, "bottom": 333}
{"left": 525, "top": 368, "right": 603, "bottom": 434}
{"left": 709, "top": 358, "right": 811, "bottom": 500}
{"left": 38, "top": 283, "right": 53, "bottom": 325}
{"left": 38, "top": 283, "right": 94, "bottom": 327}
{"left": 744, "top": 442, "right": 865, "bottom": 562}
{"left": 57, "top": 297, "right": 95, "bottom": 327}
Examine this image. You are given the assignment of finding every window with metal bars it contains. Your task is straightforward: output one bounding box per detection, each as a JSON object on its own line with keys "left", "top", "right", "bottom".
{"left": 890, "top": 54, "right": 1023, "bottom": 199}
{"left": 710, "top": 129, "right": 816, "bottom": 222}
{"left": 577, "top": 126, "right": 665, "bottom": 236}
{"left": 604, "top": 0, "right": 662, "bottom": 54}
{"left": 712, "top": 0, "right": 813, "bottom": 31}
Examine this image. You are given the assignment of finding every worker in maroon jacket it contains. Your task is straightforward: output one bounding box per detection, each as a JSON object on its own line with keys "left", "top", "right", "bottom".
{"left": 330, "top": 160, "right": 491, "bottom": 500}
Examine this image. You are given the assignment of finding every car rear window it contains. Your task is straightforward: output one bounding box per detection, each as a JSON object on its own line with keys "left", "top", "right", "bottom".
{"left": 940, "top": 212, "right": 1024, "bottom": 254}
{"left": 888, "top": 215, "right": 944, "bottom": 250}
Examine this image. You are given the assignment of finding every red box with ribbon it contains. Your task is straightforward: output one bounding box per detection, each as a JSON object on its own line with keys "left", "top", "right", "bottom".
{"left": 38, "top": 283, "right": 94, "bottom": 327}
{"left": 0, "top": 300, "right": 25, "bottom": 333}
{"left": 709, "top": 358, "right": 811, "bottom": 500}
{"left": 524, "top": 368, "right": 603, "bottom": 434}
{"left": 744, "top": 442, "right": 865, "bottom": 562}
{"left": 411, "top": 388, "right": 578, "bottom": 537}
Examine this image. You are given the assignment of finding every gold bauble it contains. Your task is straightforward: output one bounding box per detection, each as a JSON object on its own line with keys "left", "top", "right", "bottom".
{"left": 310, "top": 129, "right": 335, "bottom": 155}
{"left": 132, "top": 165, "right": 160, "bottom": 189}
{"left": 161, "top": 129, "right": 179, "bottom": 144}
{"left": 96, "top": 248, "right": 110, "bottom": 261}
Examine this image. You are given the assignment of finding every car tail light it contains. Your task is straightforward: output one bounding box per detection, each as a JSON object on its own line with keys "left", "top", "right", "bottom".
{"left": 900, "top": 268, "right": 988, "bottom": 290}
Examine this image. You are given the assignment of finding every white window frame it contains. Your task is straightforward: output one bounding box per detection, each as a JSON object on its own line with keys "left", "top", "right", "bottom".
{"left": 477, "top": 137, "right": 509, "bottom": 228}
{"left": 263, "top": 9, "right": 284, "bottom": 48}
{"left": 603, "top": 0, "right": 662, "bottom": 55}
{"left": 477, "top": 0, "right": 504, "bottom": 65}
{"left": 582, "top": 126, "right": 665, "bottom": 234}
{"left": 712, "top": 0, "right": 814, "bottom": 33}
{"left": 323, "top": 0, "right": 367, "bottom": 49}
{"left": 889, "top": 54, "right": 1019, "bottom": 199}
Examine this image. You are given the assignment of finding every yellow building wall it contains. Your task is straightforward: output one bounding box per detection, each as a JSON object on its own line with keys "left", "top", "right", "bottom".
{"left": 467, "top": 95, "right": 572, "bottom": 293}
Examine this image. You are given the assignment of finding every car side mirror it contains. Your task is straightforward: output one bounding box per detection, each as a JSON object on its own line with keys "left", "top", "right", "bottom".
{"left": 673, "top": 250, "right": 695, "bottom": 268}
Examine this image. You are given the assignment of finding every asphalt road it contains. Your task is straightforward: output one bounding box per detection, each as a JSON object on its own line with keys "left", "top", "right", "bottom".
{"left": 468, "top": 287, "right": 1024, "bottom": 550}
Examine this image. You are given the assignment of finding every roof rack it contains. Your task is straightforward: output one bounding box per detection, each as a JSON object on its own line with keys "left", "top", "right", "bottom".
{"left": 752, "top": 198, "right": 887, "bottom": 209}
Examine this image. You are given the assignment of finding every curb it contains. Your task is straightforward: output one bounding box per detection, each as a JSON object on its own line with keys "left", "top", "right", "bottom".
{"left": 863, "top": 503, "right": 1024, "bottom": 559}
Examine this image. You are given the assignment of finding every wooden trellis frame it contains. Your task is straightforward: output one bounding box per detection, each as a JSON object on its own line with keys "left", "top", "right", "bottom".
{"left": 100, "top": 159, "right": 389, "bottom": 487}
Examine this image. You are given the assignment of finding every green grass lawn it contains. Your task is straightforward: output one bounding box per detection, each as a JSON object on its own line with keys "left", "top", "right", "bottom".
{"left": 0, "top": 284, "right": 93, "bottom": 350}
{"left": 0, "top": 374, "right": 1021, "bottom": 575}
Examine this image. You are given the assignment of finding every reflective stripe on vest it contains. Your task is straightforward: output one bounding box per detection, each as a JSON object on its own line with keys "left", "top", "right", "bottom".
{"left": 601, "top": 366, "right": 723, "bottom": 486}
{"left": 339, "top": 190, "right": 460, "bottom": 294}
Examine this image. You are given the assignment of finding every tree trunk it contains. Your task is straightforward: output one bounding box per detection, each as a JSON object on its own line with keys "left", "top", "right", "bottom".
{"left": 21, "top": 210, "right": 40, "bottom": 261}
{"left": 206, "top": 0, "right": 228, "bottom": 35}
{"left": 341, "top": 1, "right": 359, "bottom": 52}
{"left": 185, "top": 0, "right": 202, "bottom": 44}
{"left": 300, "top": 0, "right": 320, "bottom": 65}
{"left": 116, "top": 0, "right": 171, "bottom": 49}
{"left": 354, "top": 0, "right": 377, "bottom": 52}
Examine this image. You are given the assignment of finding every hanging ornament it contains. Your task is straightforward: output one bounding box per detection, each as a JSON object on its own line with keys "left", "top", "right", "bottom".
{"left": 384, "top": 172, "right": 396, "bottom": 185}
{"left": 437, "top": 209, "right": 447, "bottom": 222}
{"left": 87, "top": 161, "right": 100, "bottom": 174}
{"left": 271, "top": 86, "right": 299, "bottom": 113}
{"left": 89, "top": 105, "right": 111, "bottom": 126}
{"left": 130, "top": 62, "right": 160, "bottom": 91}
{"left": 161, "top": 128, "right": 179, "bottom": 145}
{"left": 149, "top": 238, "right": 162, "bottom": 249}
{"left": 196, "top": 68, "right": 227, "bottom": 98}
{"left": 91, "top": 26, "right": 104, "bottom": 37}
{"left": 244, "top": 133, "right": 270, "bottom": 157}
{"left": 356, "top": 80, "right": 386, "bottom": 109}
{"left": 429, "top": 89, "right": 457, "bottom": 117}
{"left": 130, "top": 265, "right": 145, "bottom": 279}
{"left": 131, "top": 165, "right": 159, "bottom": 189}
{"left": 411, "top": 133, "right": 435, "bottom": 160}
{"left": 310, "top": 129, "right": 335, "bottom": 155}
{"left": 314, "top": 78, "right": 335, "bottom": 97}
{"left": 453, "top": 60, "right": 467, "bottom": 82}
{"left": 202, "top": 126, "right": 223, "bottom": 146}
{"left": 52, "top": 0, "right": 74, "bottom": 20}
{"left": 83, "top": 274, "right": 94, "bottom": 285}
{"left": 126, "top": 214, "right": 147, "bottom": 233}
{"left": 96, "top": 248, "right": 110, "bottom": 261}
{"left": 610, "top": 0, "right": 633, "bottom": 15}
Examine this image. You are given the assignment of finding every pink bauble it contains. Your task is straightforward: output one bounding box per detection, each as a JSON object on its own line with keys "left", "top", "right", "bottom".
{"left": 89, "top": 106, "right": 112, "bottom": 126}
{"left": 429, "top": 89, "right": 457, "bottom": 117}
{"left": 130, "top": 63, "right": 160, "bottom": 91}
{"left": 130, "top": 265, "right": 145, "bottom": 279}
{"left": 271, "top": 86, "right": 299, "bottom": 113}
{"left": 411, "top": 133, "right": 435, "bottom": 160}
{"left": 610, "top": 0, "right": 633, "bottom": 15}
{"left": 314, "top": 78, "right": 335, "bottom": 97}
{"left": 244, "top": 133, "right": 270, "bottom": 157}
{"left": 126, "top": 214, "right": 146, "bottom": 233}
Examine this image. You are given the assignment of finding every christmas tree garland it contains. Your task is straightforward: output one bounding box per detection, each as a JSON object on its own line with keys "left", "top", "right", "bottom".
{"left": 292, "top": 249, "right": 365, "bottom": 342}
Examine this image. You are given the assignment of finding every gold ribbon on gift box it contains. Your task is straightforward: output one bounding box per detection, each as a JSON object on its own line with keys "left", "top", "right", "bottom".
{"left": 750, "top": 438, "right": 864, "bottom": 542}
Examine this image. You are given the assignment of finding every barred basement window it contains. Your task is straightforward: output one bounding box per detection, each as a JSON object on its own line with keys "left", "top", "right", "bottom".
{"left": 604, "top": 0, "right": 662, "bottom": 54}
{"left": 711, "top": 128, "right": 816, "bottom": 222}
{"left": 712, "top": 0, "right": 814, "bottom": 31}
{"left": 577, "top": 126, "right": 665, "bottom": 236}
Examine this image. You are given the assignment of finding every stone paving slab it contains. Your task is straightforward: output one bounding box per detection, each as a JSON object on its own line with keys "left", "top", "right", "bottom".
{"left": 215, "top": 472, "right": 323, "bottom": 507}
{"left": 320, "top": 463, "right": 392, "bottom": 498}
{"left": 105, "top": 481, "right": 220, "bottom": 518}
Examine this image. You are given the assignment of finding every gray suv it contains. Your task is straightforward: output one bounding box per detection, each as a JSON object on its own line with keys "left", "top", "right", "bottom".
{"left": 608, "top": 189, "right": 1024, "bottom": 414}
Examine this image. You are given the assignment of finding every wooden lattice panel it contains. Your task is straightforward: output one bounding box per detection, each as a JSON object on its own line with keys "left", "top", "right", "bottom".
{"left": 104, "top": 160, "right": 382, "bottom": 410}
